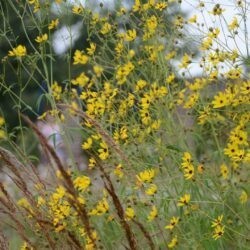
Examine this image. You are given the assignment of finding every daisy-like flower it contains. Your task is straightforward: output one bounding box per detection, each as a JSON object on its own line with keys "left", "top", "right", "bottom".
{"left": 177, "top": 194, "right": 191, "bottom": 206}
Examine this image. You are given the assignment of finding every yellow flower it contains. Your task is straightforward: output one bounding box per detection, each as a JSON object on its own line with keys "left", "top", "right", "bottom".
{"left": 86, "top": 43, "right": 96, "bottom": 56}
{"left": 72, "top": 5, "right": 84, "bottom": 14}
{"left": 239, "top": 190, "right": 248, "bottom": 204}
{"left": 89, "top": 198, "right": 109, "bottom": 216}
{"left": 168, "top": 235, "right": 178, "bottom": 248}
{"left": 73, "top": 50, "right": 89, "bottom": 64}
{"left": 188, "top": 15, "right": 197, "bottom": 23}
{"left": 0, "top": 116, "right": 5, "bottom": 126}
{"left": 147, "top": 205, "right": 157, "bottom": 221}
{"left": 35, "top": 33, "right": 48, "bottom": 43}
{"left": 145, "top": 184, "right": 157, "bottom": 195}
{"left": 125, "top": 207, "right": 135, "bottom": 220}
{"left": 8, "top": 45, "right": 27, "bottom": 57}
{"left": 51, "top": 81, "right": 62, "bottom": 100}
{"left": 211, "top": 215, "right": 223, "bottom": 228}
{"left": 100, "top": 22, "right": 112, "bottom": 35}
{"left": 136, "top": 168, "right": 156, "bottom": 183}
{"left": 82, "top": 137, "right": 93, "bottom": 150}
{"left": 98, "top": 141, "right": 109, "bottom": 160}
{"left": 73, "top": 176, "right": 91, "bottom": 192}
{"left": 177, "top": 194, "right": 191, "bottom": 206}
{"left": 93, "top": 65, "right": 104, "bottom": 77}
{"left": 220, "top": 163, "right": 229, "bottom": 179}
{"left": 48, "top": 18, "right": 59, "bottom": 30}
{"left": 124, "top": 29, "right": 137, "bottom": 42}
{"left": 228, "top": 17, "right": 239, "bottom": 31}
{"left": 165, "top": 216, "right": 180, "bottom": 230}
{"left": 71, "top": 72, "right": 90, "bottom": 87}
{"left": 114, "top": 164, "right": 124, "bottom": 178}
{"left": 155, "top": 2, "right": 168, "bottom": 11}
{"left": 212, "top": 225, "right": 225, "bottom": 240}
{"left": 179, "top": 53, "right": 191, "bottom": 69}
{"left": 210, "top": 4, "right": 224, "bottom": 16}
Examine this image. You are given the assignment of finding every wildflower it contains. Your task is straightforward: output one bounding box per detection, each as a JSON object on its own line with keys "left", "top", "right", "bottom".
{"left": 89, "top": 198, "right": 109, "bottom": 216}
{"left": 8, "top": 45, "right": 27, "bottom": 57}
{"left": 100, "top": 22, "right": 112, "bottom": 35}
{"left": 48, "top": 19, "right": 59, "bottom": 30}
{"left": 147, "top": 205, "right": 158, "bottom": 221}
{"left": 212, "top": 225, "right": 225, "bottom": 240}
{"left": 189, "top": 15, "right": 197, "bottom": 23}
{"left": 86, "top": 43, "right": 96, "bottom": 56}
{"left": 220, "top": 163, "right": 229, "bottom": 179}
{"left": 51, "top": 81, "right": 62, "bottom": 100}
{"left": 88, "top": 157, "right": 96, "bottom": 169}
{"left": 73, "top": 50, "right": 88, "bottom": 65}
{"left": 35, "top": 33, "right": 48, "bottom": 43}
{"left": 211, "top": 215, "right": 223, "bottom": 228}
{"left": 145, "top": 184, "right": 157, "bottom": 195}
{"left": 124, "top": 29, "right": 137, "bottom": 42}
{"left": 136, "top": 168, "right": 156, "bottom": 183}
{"left": 168, "top": 235, "right": 178, "bottom": 248}
{"left": 114, "top": 164, "right": 124, "bottom": 178}
{"left": 210, "top": 4, "right": 224, "bottom": 16}
{"left": 177, "top": 194, "right": 191, "bottom": 206}
{"left": 72, "top": 5, "right": 84, "bottom": 14}
{"left": 0, "top": 116, "right": 5, "bottom": 126}
{"left": 228, "top": 17, "right": 239, "bottom": 31}
{"left": 93, "top": 65, "right": 104, "bottom": 77}
{"left": 125, "top": 207, "right": 135, "bottom": 220}
{"left": 165, "top": 216, "right": 180, "bottom": 230}
{"left": 155, "top": 2, "right": 168, "bottom": 11}
{"left": 82, "top": 137, "right": 93, "bottom": 150}
{"left": 73, "top": 176, "right": 91, "bottom": 192}
{"left": 239, "top": 190, "right": 248, "bottom": 204}
{"left": 179, "top": 53, "right": 191, "bottom": 68}
{"left": 98, "top": 141, "right": 109, "bottom": 160}
{"left": 72, "top": 72, "right": 90, "bottom": 87}
{"left": 212, "top": 92, "right": 230, "bottom": 108}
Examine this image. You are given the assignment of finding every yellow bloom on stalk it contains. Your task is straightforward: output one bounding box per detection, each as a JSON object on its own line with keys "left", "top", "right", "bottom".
{"left": 73, "top": 175, "right": 91, "bottom": 192}
{"left": 168, "top": 235, "right": 178, "bottom": 248}
{"left": 146, "top": 15, "right": 158, "bottom": 32}
{"left": 212, "top": 225, "right": 225, "bottom": 240}
{"left": 82, "top": 137, "right": 93, "bottom": 150}
{"left": 124, "top": 29, "right": 137, "bottom": 42}
{"left": 100, "top": 22, "right": 112, "bottom": 35}
{"left": 228, "top": 17, "right": 239, "bottom": 31}
{"left": 35, "top": 33, "right": 48, "bottom": 43}
{"left": 86, "top": 43, "right": 96, "bottom": 56}
{"left": 89, "top": 198, "right": 109, "bottom": 216}
{"left": 114, "top": 164, "right": 124, "bottom": 178}
{"left": 212, "top": 92, "right": 231, "bottom": 108}
{"left": 177, "top": 194, "right": 191, "bottom": 206}
{"left": 211, "top": 215, "right": 223, "bottom": 228}
{"left": 51, "top": 81, "right": 62, "bottom": 100}
{"left": 73, "top": 50, "right": 89, "bottom": 64}
{"left": 88, "top": 157, "right": 96, "bottom": 169}
{"left": 179, "top": 53, "right": 191, "bottom": 69}
{"left": 48, "top": 18, "right": 59, "bottom": 30}
{"left": 145, "top": 184, "right": 157, "bottom": 195}
{"left": 71, "top": 72, "right": 90, "bottom": 87}
{"left": 72, "top": 5, "right": 84, "bottom": 14}
{"left": 93, "top": 65, "right": 104, "bottom": 77}
{"left": 239, "top": 190, "right": 248, "bottom": 204}
{"left": 165, "top": 216, "right": 180, "bottom": 230}
{"left": 220, "top": 163, "right": 229, "bottom": 179}
{"left": 155, "top": 2, "right": 168, "bottom": 11}
{"left": 0, "top": 116, "right": 5, "bottom": 126}
{"left": 98, "top": 141, "right": 109, "bottom": 160}
{"left": 125, "top": 207, "right": 135, "bottom": 220}
{"left": 8, "top": 45, "right": 27, "bottom": 57}
{"left": 210, "top": 4, "right": 224, "bottom": 16}
{"left": 136, "top": 168, "right": 156, "bottom": 183}
{"left": 147, "top": 205, "right": 157, "bottom": 221}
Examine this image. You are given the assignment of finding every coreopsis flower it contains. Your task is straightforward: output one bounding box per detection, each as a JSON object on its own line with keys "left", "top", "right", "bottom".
{"left": 73, "top": 176, "right": 91, "bottom": 192}
{"left": 114, "top": 164, "right": 124, "bottom": 178}
{"left": 98, "top": 141, "right": 109, "bottom": 160}
{"left": 211, "top": 215, "right": 223, "bottom": 228}
{"left": 155, "top": 2, "right": 168, "bottom": 11}
{"left": 210, "top": 4, "right": 224, "bottom": 16}
{"left": 51, "top": 81, "right": 62, "bottom": 100}
{"left": 228, "top": 17, "right": 239, "bottom": 31}
{"left": 71, "top": 72, "right": 90, "bottom": 87}
{"left": 124, "top": 29, "right": 137, "bottom": 42}
{"left": 88, "top": 157, "right": 96, "bottom": 169}
{"left": 165, "top": 216, "right": 180, "bottom": 230}
{"left": 82, "top": 137, "right": 93, "bottom": 150}
{"left": 100, "top": 22, "right": 112, "bottom": 35}
{"left": 177, "top": 194, "right": 191, "bottom": 206}
{"left": 72, "top": 5, "right": 84, "bottom": 14}
{"left": 48, "top": 19, "right": 59, "bottom": 30}
{"left": 179, "top": 53, "right": 191, "bottom": 68}
{"left": 212, "top": 225, "right": 225, "bottom": 240}
{"left": 73, "top": 50, "right": 89, "bottom": 64}
{"left": 89, "top": 198, "right": 109, "bottom": 216}
{"left": 136, "top": 168, "right": 156, "bottom": 183}
{"left": 147, "top": 205, "right": 158, "bottom": 221}
{"left": 220, "top": 164, "right": 229, "bottom": 179}
{"left": 145, "top": 184, "right": 157, "bottom": 195}
{"left": 35, "top": 33, "right": 48, "bottom": 43}
{"left": 239, "top": 190, "right": 248, "bottom": 204}
{"left": 8, "top": 45, "right": 27, "bottom": 57}
{"left": 86, "top": 43, "right": 96, "bottom": 56}
{"left": 125, "top": 207, "right": 135, "bottom": 220}
{"left": 168, "top": 235, "right": 178, "bottom": 248}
